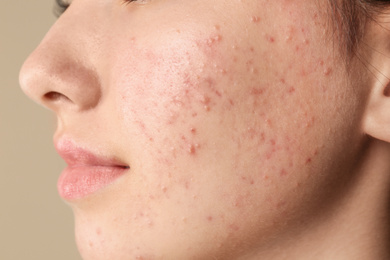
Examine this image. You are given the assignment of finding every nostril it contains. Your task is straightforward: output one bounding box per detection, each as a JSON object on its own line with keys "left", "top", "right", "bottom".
{"left": 44, "top": 91, "right": 72, "bottom": 103}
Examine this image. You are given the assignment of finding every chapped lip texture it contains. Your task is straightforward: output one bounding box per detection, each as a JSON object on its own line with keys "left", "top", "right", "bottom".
{"left": 55, "top": 139, "right": 129, "bottom": 200}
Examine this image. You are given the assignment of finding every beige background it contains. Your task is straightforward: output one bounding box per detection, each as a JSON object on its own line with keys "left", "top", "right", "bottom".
{"left": 1, "top": 1, "right": 82, "bottom": 259}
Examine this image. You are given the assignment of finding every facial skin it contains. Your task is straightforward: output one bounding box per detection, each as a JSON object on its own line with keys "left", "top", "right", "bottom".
{"left": 20, "top": 0, "right": 376, "bottom": 259}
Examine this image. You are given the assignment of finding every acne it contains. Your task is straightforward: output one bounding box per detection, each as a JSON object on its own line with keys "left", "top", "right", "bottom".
{"left": 250, "top": 16, "right": 261, "bottom": 23}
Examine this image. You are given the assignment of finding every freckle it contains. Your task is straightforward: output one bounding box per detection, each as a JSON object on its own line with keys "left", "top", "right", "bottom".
{"left": 161, "top": 186, "right": 168, "bottom": 193}
{"left": 280, "top": 78, "right": 286, "bottom": 84}
{"left": 207, "top": 216, "right": 213, "bottom": 222}
{"left": 89, "top": 242, "right": 94, "bottom": 248}
{"left": 229, "top": 99, "right": 235, "bottom": 106}
{"left": 250, "top": 46, "right": 255, "bottom": 52}
{"left": 264, "top": 175, "right": 270, "bottom": 180}
{"left": 214, "top": 24, "right": 221, "bottom": 30}
{"left": 192, "top": 112, "right": 198, "bottom": 117}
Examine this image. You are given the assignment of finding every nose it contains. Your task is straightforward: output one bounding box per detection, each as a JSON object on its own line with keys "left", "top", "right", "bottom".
{"left": 19, "top": 5, "right": 102, "bottom": 113}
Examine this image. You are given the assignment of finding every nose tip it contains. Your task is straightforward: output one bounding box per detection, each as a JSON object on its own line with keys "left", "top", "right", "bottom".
{"left": 19, "top": 51, "right": 102, "bottom": 112}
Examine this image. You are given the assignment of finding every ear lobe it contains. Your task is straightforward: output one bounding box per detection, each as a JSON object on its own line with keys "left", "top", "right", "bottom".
{"left": 363, "top": 80, "right": 390, "bottom": 143}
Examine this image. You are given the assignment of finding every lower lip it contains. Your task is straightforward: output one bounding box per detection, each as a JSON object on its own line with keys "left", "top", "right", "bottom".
{"left": 57, "top": 165, "right": 127, "bottom": 200}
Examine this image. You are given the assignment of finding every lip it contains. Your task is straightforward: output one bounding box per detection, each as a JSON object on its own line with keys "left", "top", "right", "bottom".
{"left": 55, "top": 139, "right": 129, "bottom": 200}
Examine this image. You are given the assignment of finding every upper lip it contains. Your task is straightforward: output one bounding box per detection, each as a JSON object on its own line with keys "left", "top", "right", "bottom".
{"left": 54, "top": 138, "right": 129, "bottom": 168}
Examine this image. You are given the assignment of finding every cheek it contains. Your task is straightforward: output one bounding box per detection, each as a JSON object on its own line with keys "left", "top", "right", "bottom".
{"left": 110, "top": 21, "right": 339, "bottom": 200}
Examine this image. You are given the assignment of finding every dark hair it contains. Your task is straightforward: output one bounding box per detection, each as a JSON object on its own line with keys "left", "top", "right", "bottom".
{"left": 328, "top": 0, "right": 390, "bottom": 58}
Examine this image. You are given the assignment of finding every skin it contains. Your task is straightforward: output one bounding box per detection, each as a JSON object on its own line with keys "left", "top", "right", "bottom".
{"left": 19, "top": 0, "right": 390, "bottom": 259}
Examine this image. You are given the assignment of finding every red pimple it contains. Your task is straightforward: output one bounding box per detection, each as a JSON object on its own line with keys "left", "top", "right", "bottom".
{"left": 266, "top": 35, "right": 275, "bottom": 43}
{"left": 251, "top": 16, "right": 261, "bottom": 23}
{"left": 324, "top": 67, "right": 333, "bottom": 76}
{"left": 280, "top": 169, "right": 288, "bottom": 177}
{"left": 250, "top": 87, "right": 265, "bottom": 95}
{"left": 188, "top": 144, "right": 200, "bottom": 154}
{"left": 306, "top": 157, "right": 312, "bottom": 164}
{"left": 288, "top": 87, "right": 296, "bottom": 93}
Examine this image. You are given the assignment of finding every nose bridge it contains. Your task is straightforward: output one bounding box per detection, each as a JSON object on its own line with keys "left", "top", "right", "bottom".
{"left": 19, "top": 6, "right": 102, "bottom": 113}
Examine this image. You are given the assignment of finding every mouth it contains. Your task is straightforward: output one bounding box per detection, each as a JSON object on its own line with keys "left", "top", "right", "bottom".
{"left": 55, "top": 139, "right": 129, "bottom": 200}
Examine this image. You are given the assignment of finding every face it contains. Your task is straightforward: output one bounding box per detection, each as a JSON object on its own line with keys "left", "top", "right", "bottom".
{"left": 20, "top": 0, "right": 369, "bottom": 259}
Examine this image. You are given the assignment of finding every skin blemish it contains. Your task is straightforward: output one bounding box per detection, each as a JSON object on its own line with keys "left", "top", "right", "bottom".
{"left": 265, "top": 35, "right": 275, "bottom": 43}
{"left": 305, "top": 158, "right": 312, "bottom": 164}
{"left": 251, "top": 16, "right": 261, "bottom": 23}
{"left": 207, "top": 216, "right": 214, "bottom": 222}
{"left": 324, "top": 67, "right": 333, "bottom": 76}
{"left": 205, "top": 34, "right": 223, "bottom": 47}
{"left": 96, "top": 228, "right": 102, "bottom": 236}
{"left": 188, "top": 143, "right": 200, "bottom": 155}
{"left": 288, "top": 87, "right": 296, "bottom": 93}
{"left": 250, "top": 87, "right": 265, "bottom": 96}
{"left": 280, "top": 169, "right": 288, "bottom": 177}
